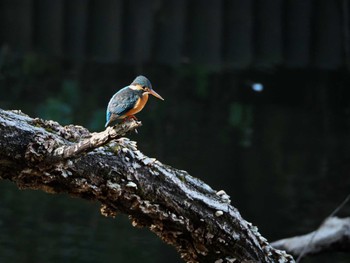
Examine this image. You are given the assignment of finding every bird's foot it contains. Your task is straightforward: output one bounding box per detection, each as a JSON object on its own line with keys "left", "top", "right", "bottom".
{"left": 129, "top": 115, "right": 138, "bottom": 121}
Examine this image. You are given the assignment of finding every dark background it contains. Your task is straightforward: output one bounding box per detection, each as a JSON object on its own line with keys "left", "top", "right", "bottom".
{"left": 1, "top": 0, "right": 350, "bottom": 262}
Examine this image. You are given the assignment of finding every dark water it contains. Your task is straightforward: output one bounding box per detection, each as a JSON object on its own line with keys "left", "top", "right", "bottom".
{"left": 0, "top": 181, "right": 167, "bottom": 263}
{"left": 1, "top": 69, "right": 350, "bottom": 262}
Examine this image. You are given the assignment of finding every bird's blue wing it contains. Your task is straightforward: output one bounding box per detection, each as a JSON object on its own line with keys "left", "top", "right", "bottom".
{"left": 106, "top": 86, "right": 140, "bottom": 125}
{"left": 109, "top": 87, "right": 139, "bottom": 115}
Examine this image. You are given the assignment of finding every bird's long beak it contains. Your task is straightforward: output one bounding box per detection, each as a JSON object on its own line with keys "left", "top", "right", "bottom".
{"left": 149, "top": 89, "right": 164, "bottom": 100}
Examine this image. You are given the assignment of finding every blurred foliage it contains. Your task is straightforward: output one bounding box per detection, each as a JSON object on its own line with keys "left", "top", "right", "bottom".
{"left": 36, "top": 98, "right": 72, "bottom": 125}
{"left": 229, "top": 102, "right": 254, "bottom": 147}
{"left": 61, "top": 79, "right": 81, "bottom": 107}
{"left": 0, "top": 49, "right": 105, "bottom": 129}
{"left": 193, "top": 67, "right": 210, "bottom": 99}
{"left": 36, "top": 79, "right": 81, "bottom": 125}
{"left": 88, "top": 109, "right": 106, "bottom": 131}
{"left": 22, "top": 52, "right": 48, "bottom": 76}
{"left": 176, "top": 65, "right": 210, "bottom": 99}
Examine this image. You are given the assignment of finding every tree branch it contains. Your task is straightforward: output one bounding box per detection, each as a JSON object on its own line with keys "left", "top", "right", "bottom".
{"left": 272, "top": 217, "right": 350, "bottom": 258}
{"left": 0, "top": 109, "right": 294, "bottom": 263}
{"left": 53, "top": 120, "right": 142, "bottom": 160}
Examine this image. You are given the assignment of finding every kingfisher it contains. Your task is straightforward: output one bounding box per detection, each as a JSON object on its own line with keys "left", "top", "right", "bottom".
{"left": 105, "top": 75, "right": 164, "bottom": 127}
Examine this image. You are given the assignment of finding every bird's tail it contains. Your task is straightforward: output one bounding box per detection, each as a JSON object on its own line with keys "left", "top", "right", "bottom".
{"left": 105, "top": 112, "right": 117, "bottom": 127}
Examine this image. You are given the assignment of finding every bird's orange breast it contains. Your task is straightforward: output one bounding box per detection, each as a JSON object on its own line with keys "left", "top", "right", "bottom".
{"left": 126, "top": 93, "right": 149, "bottom": 116}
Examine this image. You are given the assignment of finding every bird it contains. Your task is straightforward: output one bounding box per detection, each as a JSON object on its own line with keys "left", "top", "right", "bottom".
{"left": 105, "top": 75, "right": 164, "bottom": 127}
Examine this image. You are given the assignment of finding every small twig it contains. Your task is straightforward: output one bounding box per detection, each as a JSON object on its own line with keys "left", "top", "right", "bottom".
{"left": 53, "top": 120, "right": 142, "bottom": 159}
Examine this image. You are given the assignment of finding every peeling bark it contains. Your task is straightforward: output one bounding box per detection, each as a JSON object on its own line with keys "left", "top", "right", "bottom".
{"left": 272, "top": 217, "right": 350, "bottom": 258}
{"left": 0, "top": 109, "right": 294, "bottom": 263}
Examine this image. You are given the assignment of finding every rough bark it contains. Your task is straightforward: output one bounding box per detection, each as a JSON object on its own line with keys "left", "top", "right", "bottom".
{"left": 0, "top": 109, "right": 294, "bottom": 263}
{"left": 272, "top": 217, "right": 350, "bottom": 258}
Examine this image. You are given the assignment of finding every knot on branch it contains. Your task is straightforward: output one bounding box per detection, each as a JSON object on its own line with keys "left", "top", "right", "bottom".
{"left": 25, "top": 118, "right": 93, "bottom": 165}
{"left": 31, "top": 118, "right": 90, "bottom": 142}
{"left": 25, "top": 133, "right": 60, "bottom": 164}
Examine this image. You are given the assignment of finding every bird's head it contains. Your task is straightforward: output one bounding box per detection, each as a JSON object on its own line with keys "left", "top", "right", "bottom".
{"left": 131, "top": 75, "right": 164, "bottom": 100}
